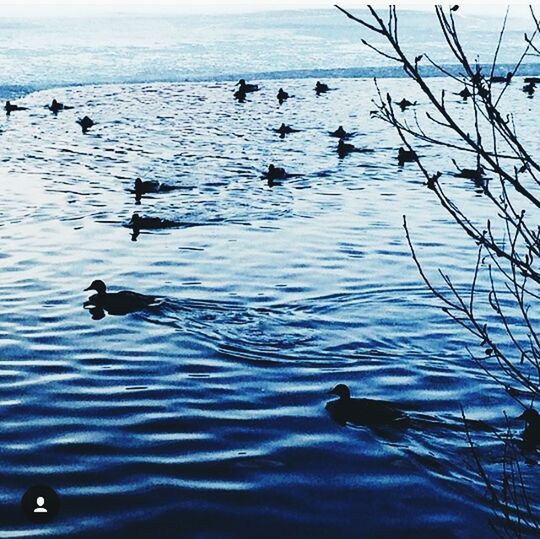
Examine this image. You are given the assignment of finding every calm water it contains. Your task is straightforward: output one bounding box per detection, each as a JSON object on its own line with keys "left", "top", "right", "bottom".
{"left": 0, "top": 8, "right": 540, "bottom": 539}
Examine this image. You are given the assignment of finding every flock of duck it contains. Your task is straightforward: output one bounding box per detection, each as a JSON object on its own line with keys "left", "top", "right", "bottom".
{"left": 5, "top": 77, "right": 539, "bottom": 446}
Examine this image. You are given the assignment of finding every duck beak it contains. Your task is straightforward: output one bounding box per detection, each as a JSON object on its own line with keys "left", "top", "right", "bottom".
{"left": 84, "top": 285, "right": 92, "bottom": 291}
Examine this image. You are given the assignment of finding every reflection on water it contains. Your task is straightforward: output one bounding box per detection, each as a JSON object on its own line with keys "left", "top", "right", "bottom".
{"left": 0, "top": 78, "right": 538, "bottom": 537}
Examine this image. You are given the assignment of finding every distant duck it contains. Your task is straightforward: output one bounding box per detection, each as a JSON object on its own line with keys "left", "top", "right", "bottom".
{"left": 277, "top": 88, "right": 290, "bottom": 104}
{"left": 48, "top": 99, "right": 72, "bottom": 113}
{"left": 524, "top": 77, "right": 540, "bottom": 84}
{"left": 523, "top": 82, "right": 536, "bottom": 96}
{"left": 490, "top": 72, "right": 513, "bottom": 84}
{"left": 236, "top": 79, "right": 259, "bottom": 93}
{"left": 330, "top": 125, "right": 349, "bottom": 139}
{"left": 234, "top": 87, "right": 247, "bottom": 102}
{"left": 315, "top": 81, "right": 330, "bottom": 94}
{"left": 326, "top": 384, "right": 407, "bottom": 427}
{"left": 77, "top": 116, "right": 94, "bottom": 133}
{"left": 266, "top": 164, "right": 288, "bottom": 180}
{"left": 517, "top": 408, "right": 540, "bottom": 449}
{"left": 5, "top": 100, "right": 27, "bottom": 114}
{"left": 276, "top": 123, "right": 299, "bottom": 138}
{"left": 134, "top": 177, "right": 160, "bottom": 196}
{"left": 455, "top": 165, "right": 485, "bottom": 180}
{"left": 457, "top": 86, "right": 472, "bottom": 100}
{"left": 398, "top": 147, "right": 417, "bottom": 165}
{"left": 337, "top": 139, "right": 372, "bottom": 158}
{"left": 398, "top": 98, "right": 416, "bottom": 111}
{"left": 129, "top": 213, "right": 177, "bottom": 230}
{"left": 84, "top": 279, "right": 157, "bottom": 316}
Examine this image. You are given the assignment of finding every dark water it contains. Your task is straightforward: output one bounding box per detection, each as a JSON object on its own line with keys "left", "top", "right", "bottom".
{"left": 0, "top": 78, "right": 538, "bottom": 538}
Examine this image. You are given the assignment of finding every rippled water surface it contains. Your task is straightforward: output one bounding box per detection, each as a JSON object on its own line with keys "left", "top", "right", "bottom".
{"left": 0, "top": 77, "right": 539, "bottom": 538}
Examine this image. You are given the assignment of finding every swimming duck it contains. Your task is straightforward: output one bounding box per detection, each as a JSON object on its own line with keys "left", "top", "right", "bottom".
{"left": 277, "top": 88, "right": 290, "bottom": 104}
{"left": 398, "top": 147, "right": 417, "bottom": 165}
{"left": 523, "top": 82, "right": 536, "bottom": 96}
{"left": 234, "top": 87, "right": 247, "bottom": 102}
{"left": 331, "top": 126, "right": 349, "bottom": 139}
{"left": 5, "top": 101, "right": 27, "bottom": 114}
{"left": 236, "top": 79, "right": 259, "bottom": 93}
{"left": 326, "top": 384, "right": 407, "bottom": 427}
{"left": 276, "top": 123, "right": 299, "bottom": 138}
{"left": 134, "top": 177, "right": 161, "bottom": 195}
{"left": 457, "top": 87, "right": 472, "bottom": 100}
{"left": 398, "top": 98, "right": 416, "bottom": 111}
{"left": 455, "top": 166, "right": 485, "bottom": 180}
{"left": 266, "top": 164, "right": 288, "bottom": 180}
{"left": 48, "top": 99, "right": 73, "bottom": 113}
{"left": 490, "top": 72, "right": 513, "bottom": 84}
{"left": 517, "top": 408, "right": 540, "bottom": 449}
{"left": 77, "top": 116, "right": 94, "bottom": 133}
{"left": 129, "top": 213, "right": 177, "bottom": 230}
{"left": 315, "top": 81, "right": 330, "bottom": 94}
{"left": 525, "top": 77, "right": 540, "bottom": 84}
{"left": 84, "top": 280, "right": 157, "bottom": 316}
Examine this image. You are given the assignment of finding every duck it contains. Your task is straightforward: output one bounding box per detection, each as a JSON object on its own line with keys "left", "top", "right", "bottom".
{"left": 490, "top": 72, "right": 513, "bottom": 84}
{"left": 315, "top": 81, "right": 330, "bottom": 94}
{"left": 48, "top": 99, "right": 73, "bottom": 113}
{"left": 129, "top": 213, "right": 178, "bottom": 230}
{"left": 523, "top": 82, "right": 536, "bottom": 96}
{"left": 275, "top": 123, "right": 299, "bottom": 138}
{"left": 398, "top": 147, "right": 417, "bottom": 165}
{"left": 455, "top": 165, "right": 485, "bottom": 180}
{"left": 326, "top": 384, "right": 407, "bottom": 427}
{"left": 337, "top": 139, "right": 373, "bottom": 158}
{"left": 84, "top": 280, "right": 157, "bottom": 316}
{"left": 457, "top": 86, "right": 472, "bottom": 100}
{"left": 277, "top": 88, "right": 290, "bottom": 104}
{"left": 266, "top": 164, "right": 288, "bottom": 180}
{"left": 524, "top": 77, "right": 540, "bottom": 84}
{"left": 398, "top": 98, "right": 416, "bottom": 111}
{"left": 234, "top": 87, "right": 247, "bottom": 102}
{"left": 330, "top": 125, "right": 349, "bottom": 139}
{"left": 77, "top": 116, "right": 94, "bottom": 133}
{"left": 517, "top": 408, "right": 540, "bottom": 449}
{"left": 236, "top": 79, "right": 259, "bottom": 93}
{"left": 5, "top": 100, "right": 27, "bottom": 114}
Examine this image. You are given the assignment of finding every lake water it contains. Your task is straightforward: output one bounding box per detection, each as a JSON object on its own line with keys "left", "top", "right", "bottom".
{"left": 0, "top": 7, "right": 539, "bottom": 539}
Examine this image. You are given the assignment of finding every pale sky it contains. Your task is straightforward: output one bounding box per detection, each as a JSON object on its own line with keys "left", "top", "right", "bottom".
{"left": 0, "top": 1, "right": 533, "bottom": 17}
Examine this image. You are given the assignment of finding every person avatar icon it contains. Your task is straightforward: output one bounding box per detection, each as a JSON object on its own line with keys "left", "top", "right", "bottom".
{"left": 33, "top": 496, "right": 48, "bottom": 513}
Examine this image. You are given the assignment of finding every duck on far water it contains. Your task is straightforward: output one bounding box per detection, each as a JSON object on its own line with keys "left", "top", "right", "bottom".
{"left": 84, "top": 279, "right": 159, "bottom": 317}
{"left": 326, "top": 384, "right": 407, "bottom": 427}
{"left": 517, "top": 408, "right": 540, "bottom": 450}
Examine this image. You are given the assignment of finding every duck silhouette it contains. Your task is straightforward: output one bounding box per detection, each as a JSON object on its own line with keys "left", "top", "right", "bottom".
{"left": 275, "top": 123, "right": 299, "bottom": 138}
{"left": 234, "top": 87, "right": 247, "bottom": 102}
{"left": 236, "top": 79, "right": 259, "bottom": 93}
{"left": 330, "top": 125, "right": 353, "bottom": 139}
{"left": 337, "top": 139, "right": 372, "bottom": 158}
{"left": 277, "top": 88, "right": 290, "bottom": 104}
{"left": 454, "top": 165, "right": 485, "bottom": 180}
{"left": 133, "top": 178, "right": 176, "bottom": 201}
{"left": 398, "top": 98, "right": 416, "bottom": 111}
{"left": 5, "top": 100, "right": 27, "bottom": 114}
{"left": 517, "top": 408, "right": 540, "bottom": 450}
{"left": 84, "top": 280, "right": 158, "bottom": 316}
{"left": 129, "top": 212, "right": 179, "bottom": 240}
{"left": 490, "top": 72, "right": 513, "bottom": 84}
{"left": 266, "top": 164, "right": 288, "bottom": 180}
{"left": 48, "top": 99, "right": 73, "bottom": 113}
{"left": 457, "top": 87, "right": 472, "bottom": 100}
{"left": 326, "top": 384, "right": 407, "bottom": 427}
{"left": 315, "top": 81, "right": 330, "bottom": 94}
{"left": 398, "top": 147, "right": 417, "bottom": 165}
{"left": 77, "top": 116, "right": 94, "bottom": 133}
{"left": 523, "top": 82, "right": 536, "bottom": 96}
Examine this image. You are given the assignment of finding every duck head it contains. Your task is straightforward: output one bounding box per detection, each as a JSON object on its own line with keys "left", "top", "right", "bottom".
{"left": 329, "top": 384, "right": 351, "bottom": 401}
{"left": 134, "top": 178, "right": 143, "bottom": 189}
{"left": 85, "top": 280, "right": 107, "bottom": 295}
{"left": 268, "top": 164, "right": 275, "bottom": 173}
{"left": 517, "top": 408, "right": 540, "bottom": 425}
{"left": 237, "top": 79, "right": 246, "bottom": 86}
